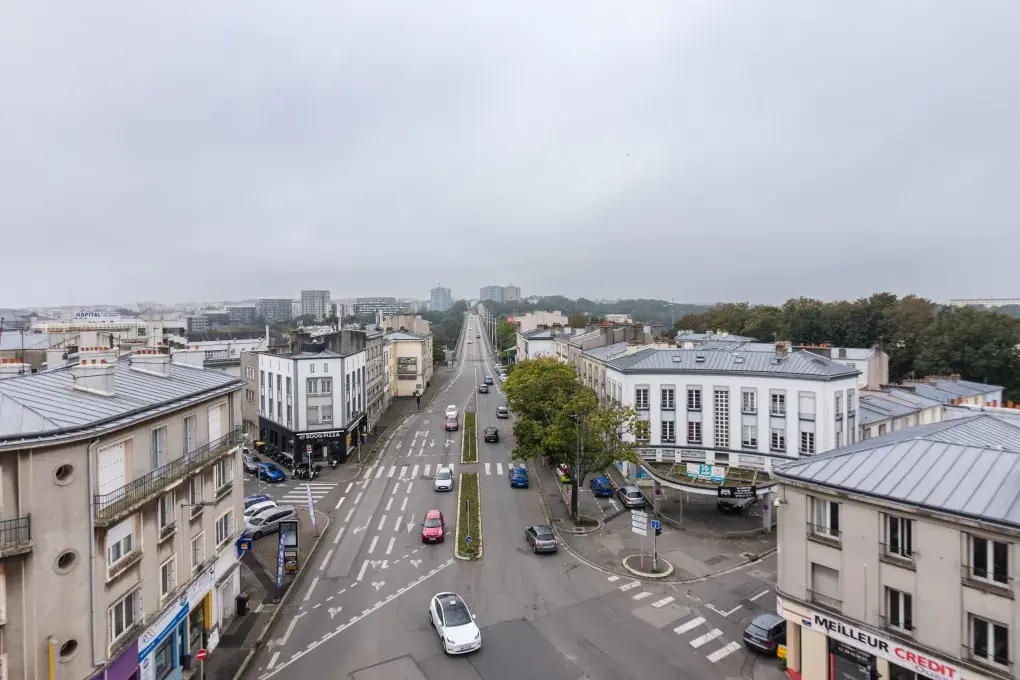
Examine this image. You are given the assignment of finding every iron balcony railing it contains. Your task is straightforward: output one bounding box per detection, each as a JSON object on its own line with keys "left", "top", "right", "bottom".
{"left": 808, "top": 590, "right": 843, "bottom": 613}
{"left": 94, "top": 428, "right": 243, "bottom": 523}
{"left": 0, "top": 515, "right": 31, "bottom": 553}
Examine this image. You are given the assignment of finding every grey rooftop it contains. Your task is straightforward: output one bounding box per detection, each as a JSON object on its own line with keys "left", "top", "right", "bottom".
{"left": 384, "top": 331, "right": 426, "bottom": 341}
{"left": 604, "top": 347, "right": 859, "bottom": 380}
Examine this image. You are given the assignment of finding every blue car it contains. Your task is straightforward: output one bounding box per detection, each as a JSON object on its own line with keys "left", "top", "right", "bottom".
{"left": 258, "top": 463, "right": 286, "bottom": 483}
{"left": 589, "top": 476, "right": 613, "bottom": 497}
{"left": 509, "top": 465, "right": 529, "bottom": 488}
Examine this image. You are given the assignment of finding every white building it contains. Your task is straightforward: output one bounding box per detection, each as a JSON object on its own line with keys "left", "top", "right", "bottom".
{"left": 257, "top": 346, "right": 368, "bottom": 461}
{"left": 603, "top": 342, "right": 860, "bottom": 475}
{"left": 300, "top": 290, "right": 330, "bottom": 321}
{"left": 516, "top": 327, "right": 576, "bottom": 362}
{"left": 385, "top": 331, "right": 434, "bottom": 398}
{"left": 859, "top": 388, "right": 944, "bottom": 440}
{"left": 511, "top": 310, "right": 569, "bottom": 334}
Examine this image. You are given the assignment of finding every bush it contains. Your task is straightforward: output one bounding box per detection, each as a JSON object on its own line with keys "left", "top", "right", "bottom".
{"left": 456, "top": 472, "right": 482, "bottom": 558}
{"left": 461, "top": 411, "right": 478, "bottom": 464}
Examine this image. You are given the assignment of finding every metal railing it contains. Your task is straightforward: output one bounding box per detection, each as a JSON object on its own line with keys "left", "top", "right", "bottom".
{"left": 808, "top": 590, "right": 843, "bottom": 612}
{"left": 94, "top": 428, "right": 243, "bottom": 522}
{"left": 878, "top": 614, "right": 913, "bottom": 633}
{"left": 880, "top": 542, "right": 918, "bottom": 562}
{"left": 806, "top": 522, "right": 842, "bottom": 542}
{"left": 0, "top": 516, "right": 31, "bottom": 550}
{"left": 961, "top": 563, "right": 1013, "bottom": 590}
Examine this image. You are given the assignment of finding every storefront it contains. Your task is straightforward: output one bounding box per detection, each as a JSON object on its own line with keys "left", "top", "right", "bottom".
{"left": 138, "top": 567, "right": 215, "bottom": 680}
{"left": 260, "top": 414, "right": 368, "bottom": 464}
{"left": 100, "top": 640, "right": 139, "bottom": 680}
{"left": 779, "top": 596, "right": 979, "bottom": 680}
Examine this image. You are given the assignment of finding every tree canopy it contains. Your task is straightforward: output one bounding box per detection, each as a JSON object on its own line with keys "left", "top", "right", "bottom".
{"left": 419, "top": 301, "right": 468, "bottom": 352}
{"left": 483, "top": 296, "right": 708, "bottom": 327}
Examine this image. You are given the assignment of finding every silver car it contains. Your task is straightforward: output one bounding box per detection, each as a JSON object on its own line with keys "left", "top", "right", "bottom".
{"left": 434, "top": 466, "right": 454, "bottom": 492}
{"left": 245, "top": 504, "right": 299, "bottom": 540}
{"left": 525, "top": 524, "right": 558, "bottom": 553}
{"left": 617, "top": 485, "right": 646, "bottom": 508}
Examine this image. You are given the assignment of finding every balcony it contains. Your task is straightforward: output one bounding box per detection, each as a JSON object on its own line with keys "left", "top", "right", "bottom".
{"left": 94, "top": 428, "right": 243, "bottom": 526}
{"left": 808, "top": 589, "right": 843, "bottom": 613}
{"left": 806, "top": 522, "right": 842, "bottom": 548}
{"left": 0, "top": 516, "right": 32, "bottom": 557}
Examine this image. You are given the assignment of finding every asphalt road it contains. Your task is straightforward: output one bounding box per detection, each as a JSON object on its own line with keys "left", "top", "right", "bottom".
{"left": 242, "top": 315, "right": 784, "bottom": 680}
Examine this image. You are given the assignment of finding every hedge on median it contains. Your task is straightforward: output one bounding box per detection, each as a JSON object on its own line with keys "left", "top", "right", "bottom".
{"left": 456, "top": 472, "right": 482, "bottom": 558}
{"left": 461, "top": 411, "right": 478, "bottom": 464}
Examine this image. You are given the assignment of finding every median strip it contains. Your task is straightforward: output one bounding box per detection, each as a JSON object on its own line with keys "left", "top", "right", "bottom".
{"left": 455, "top": 472, "right": 482, "bottom": 560}
{"left": 461, "top": 411, "right": 478, "bottom": 464}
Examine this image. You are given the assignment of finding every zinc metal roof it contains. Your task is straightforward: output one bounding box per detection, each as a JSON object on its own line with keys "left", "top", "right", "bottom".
{"left": 384, "top": 331, "right": 425, "bottom": 341}
{"left": 605, "top": 347, "right": 859, "bottom": 380}
{"left": 0, "top": 360, "right": 243, "bottom": 447}
{"left": 859, "top": 395, "right": 918, "bottom": 424}
{"left": 776, "top": 415, "right": 1020, "bottom": 528}
{"left": 0, "top": 332, "right": 53, "bottom": 352}
{"left": 583, "top": 342, "right": 630, "bottom": 361}
{"left": 883, "top": 388, "right": 944, "bottom": 409}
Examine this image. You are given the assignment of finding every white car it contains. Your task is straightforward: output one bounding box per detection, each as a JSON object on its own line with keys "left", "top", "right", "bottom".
{"left": 429, "top": 592, "right": 481, "bottom": 654}
{"left": 434, "top": 466, "right": 454, "bottom": 491}
{"left": 445, "top": 404, "right": 458, "bottom": 420}
{"left": 243, "top": 500, "right": 277, "bottom": 519}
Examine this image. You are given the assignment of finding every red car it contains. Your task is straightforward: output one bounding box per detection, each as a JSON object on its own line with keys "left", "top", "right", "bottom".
{"left": 421, "top": 510, "right": 446, "bottom": 543}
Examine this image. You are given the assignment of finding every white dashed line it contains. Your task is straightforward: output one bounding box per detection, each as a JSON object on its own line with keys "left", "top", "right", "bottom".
{"left": 386, "top": 537, "right": 395, "bottom": 555}
{"left": 302, "top": 577, "right": 320, "bottom": 602}
{"left": 394, "top": 515, "right": 403, "bottom": 531}
{"left": 387, "top": 466, "right": 396, "bottom": 478}
{"left": 368, "top": 536, "right": 378, "bottom": 554}
{"left": 412, "top": 465, "right": 419, "bottom": 477}
{"left": 345, "top": 482, "right": 354, "bottom": 493}
{"left": 400, "top": 497, "right": 408, "bottom": 511}
{"left": 335, "top": 496, "right": 345, "bottom": 510}
{"left": 374, "top": 467, "right": 384, "bottom": 479}
{"left": 399, "top": 467, "right": 407, "bottom": 479}
{"left": 674, "top": 617, "right": 705, "bottom": 635}
{"left": 344, "top": 508, "right": 355, "bottom": 522}
{"left": 424, "top": 464, "right": 431, "bottom": 476}
{"left": 607, "top": 575, "right": 620, "bottom": 582}
{"left": 619, "top": 581, "right": 641, "bottom": 592}
{"left": 318, "top": 549, "right": 333, "bottom": 571}
{"left": 632, "top": 591, "right": 653, "bottom": 601}
{"left": 708, "top": 641, "right": 742, "bottom": 662}
{"left": 690, "top": 629, "right": 723, "bottom": 648}
{"left": 385, "top": 497, "right": 393, "bottom": 511}
{"left": 356, "top": 560, "right": 369, "bottom": 581}
{"left": 651, "top": 596, "right": 675, "bottom": 608}
{"left": 496, "top": 462, "right": 503, "bottom": 475}
{"left": 377, "top": 515, "right": 387, "bottom": 531}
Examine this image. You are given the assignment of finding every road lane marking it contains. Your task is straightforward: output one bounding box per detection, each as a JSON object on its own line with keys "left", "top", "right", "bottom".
{"left": 267, "top": 652, "right": 280, "bottom": 670}
{"left": 424, "top": 464, "right": 431, "bottom": 476}
{"left": 410, "top": 438, "right": 417, "bottom": 448}
{"left": 335, "top": 496, "right": 345, "bottom": 510}
{"left": 303, "top": 578, "right": 320, "bottom": 602}
{"left": 391, "top": 484, "right": 399, "bottom": 495}
{"left": 344, "top": 508, "right": 355, "bottom": 522}
{"left": 386, "top": 537, "right": 395, "bottom": 555}
{"left": 356, "top": 560, "right": 369, "bottom": 581}
{"left": 377, "top": 515, "right": 387, "bottom": 531}
{"left": 399, "top": 467, "right": 407, "bottom": 479}
{"left": 394, "top": 514, "right": 404, "bottom": 531}
{"left": 362, "top": 466, "right": 374, "bottom": 480}
{"left": 374, "top": 467, "right": 383, "bottom": 479}
{"left": 406, "top": 481, "right": 412, "bottom": 493}
{"left": 673, "top": 617, "right": 705, "bottom": 635}
{"left": 619, "top": 581, "right": 641, "bottom": 592}
{"left": 496, "top": 462, "right": 503, "bottom": 475}
{"left": 707, "top": 641, "right": 741, "bottom": 663}
{"left": 385, "top": 498, "right": 393, "bottom": 511}
{"left": 345, "top": 482, "right": 353, "bottom": 493}
{"left": 651, "top": 596, "right": 675, "bottom": 608}
{"left": 484, "top": 463, "right": 491, "bottom": 475}
{"left": 400, "top": 497, "right": 408, "bottom": 511}
{"left": 412, "top": 465, "right": 419, "bottom": 477}
{"left": 690, "top": 629, "right": 723, "bottom": 648}
{"left": 607, "top": 575, "right": 620, "bottom": 582}
{"left": 706, "top": 603, "right": 743, "bottom": 618}
{"left": 750, "top": 589, "right": 771, "bottom": 602}
{"left": 332, "top": 527, "right": 345, "bottom": 545}
{"left": 632, "top": 592, "right": 653, "bottom": 601}
{"left": 318, "top": 549, "right": 334, "bottom": 571}
{"left": 354, "top": 492, "right": 362, "bottom": 505}
{"left": 368, "top": 536, "right": 378, "bottom": 554}
{"left": 387, "top": 466, "right": 396, "bottom": 478}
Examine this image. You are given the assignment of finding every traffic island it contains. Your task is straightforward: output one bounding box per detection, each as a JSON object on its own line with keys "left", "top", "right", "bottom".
{"left": 622, "top": 553, "right": 675, "bottom": 579}
{"left": 460, "top": 412, "right": 478, "bottom": 464}
{"left": 455, "top": 472, "right": 482, "bottom": 560}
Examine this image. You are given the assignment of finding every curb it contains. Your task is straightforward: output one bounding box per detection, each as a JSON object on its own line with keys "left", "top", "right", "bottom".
{"left": 460, "top": 412, "right": 478, "bottom": 465}
{"left": 230, "top": 509, "right": 332, "bottom": 680}
{"left": 559, "top": 516, "right": 604, "bottom": 535}
{"left": 454, "top": 471, "right": 483, "bottom": 560}
{"left": 622, "top": 553, "right": 675, "bottom": 579}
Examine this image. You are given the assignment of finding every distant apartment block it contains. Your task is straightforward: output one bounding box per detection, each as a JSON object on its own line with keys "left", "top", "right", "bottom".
{"left": 479, "top": 284, "right": 521, "bottom": 304}
{"left": 430, "top": 287, "right": 453, "bottom": 312}
{"left": 949, "top": 297, "right": 1020, "bottom": 308}
{"left": 301, "top": 290, "right": 331, "bottom": 321}
{"left": 186, "top": 314, "right": 210, "bottom": 333}
{"left": 226, "top": 305, "right": 256, "bottom": 325}
{"left": 256, "top": 298, "right": 293, "bottom": 323}
{"left": 503, "top": 285, "right": 521, "bottom": 302}
{"left": 354, "top": 297, "right": 410, "bottom": 316}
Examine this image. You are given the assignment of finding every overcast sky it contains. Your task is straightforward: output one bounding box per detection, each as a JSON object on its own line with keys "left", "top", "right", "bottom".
{"left": 2, "top": 2, "right": 1018, "bottom": 308}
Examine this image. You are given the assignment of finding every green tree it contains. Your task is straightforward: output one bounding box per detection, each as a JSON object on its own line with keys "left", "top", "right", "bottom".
{"left": 503, "top": 358, "right": 581, "bottom": 463}
{"left": 494, "top": 318, "right": 516, "bottom": 352}
{"left": 742, "top": 305, "right": 783, "bottom": 342}
{"left": 885, "top": 296, "right": 938, "bottom": 382}
{"left": 917, "top": 307, "right": 1020, "bottom": 393}
{"left": 566, "top": 312, "right": 588, "bottom": 327}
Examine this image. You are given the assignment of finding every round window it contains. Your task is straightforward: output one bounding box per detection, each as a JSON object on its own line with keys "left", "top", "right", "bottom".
{"left": 55, "top": 550, "right": 78, "bottom": 574}
{"left": 59, "top": 639, "right": 79, "bottom": 661}
{"left": 54, "top": 463, "right": 75, "bottom": 485}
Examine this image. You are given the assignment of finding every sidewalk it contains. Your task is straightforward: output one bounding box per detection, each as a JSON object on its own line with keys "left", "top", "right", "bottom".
{"left": 202, "top": 507, "right": 328, "bottom": 680}
{"left": 533, "top": 460, "right": 774, "bottom": 581}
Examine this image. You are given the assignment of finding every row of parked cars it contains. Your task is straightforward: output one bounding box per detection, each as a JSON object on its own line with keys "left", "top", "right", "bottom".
{"left": 242, "top": 494, "right": 299, "bottom": 539}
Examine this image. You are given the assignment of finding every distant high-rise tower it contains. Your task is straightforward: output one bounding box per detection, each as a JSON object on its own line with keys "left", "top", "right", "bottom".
{"left": 301, "top": 290, "right": 330, "bottom": 321}
{"left": 503, "top": 284, "right": 521, "bottom": 303}
{"left": 430, "top": 286, "right": 453, "bottom": 312}
{"left": 480, "top": 285, "right": 504, "bottom": 304}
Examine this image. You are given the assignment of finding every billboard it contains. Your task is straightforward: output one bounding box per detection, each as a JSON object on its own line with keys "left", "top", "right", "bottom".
{"left": 397, "top": 356, "right": 418, "bottom": 377}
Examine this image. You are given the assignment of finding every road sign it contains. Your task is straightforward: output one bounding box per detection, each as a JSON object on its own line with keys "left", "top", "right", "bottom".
{"left": 632, "top": 526, "right": 647, "bottom": 537}
{"left": 466, "top": 536, "right": 472, "bottom": 544}
{"left": 631, "top": 511, "right": 648, "bottom": 536}
{"left": 195, "top": 649, "right": 208, "bottom": 661}
{"left": 651, "top": 520, "right": 661, "bottom": 530}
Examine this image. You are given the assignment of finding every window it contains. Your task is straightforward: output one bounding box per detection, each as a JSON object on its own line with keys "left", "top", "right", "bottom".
{"left": 183, "top": 414, "right": 197, "bottom": 452}
{"left": 741, "top": 390, "right": 756, "bottom": 414}
{"left": 323, "top": 363, "right": 329, "bottom": 372}
{"left": 885, "top": 515, "right": 913, "bottom": 559}
{"left": 835, "top": 393, "right": 843, "bottom": 417}
{"left": 800, "top": 431, "right": 815, "bottom": 454}
{"left": 970, "top": 536, "right": 1009, "bottom": 585}
{"left": 687, "top": 421, "right": 702, "bottom": 444}
{"left": 268, "top": 373, "right": 273, "bottom": 390}
{"left": 258, "top": 368, "right": 264, "bottom": 385}
{"left": 635, "top": 388, "right": 649, "bottom": 410}
{"left": 160, "top": 556, "right": 176, "bottom": 598}
{"left": 247, "top": 366, "right": 256, "bottom": 380}
{"left": 157, "top": 494, "right": 174, "bottom": 531}
{"left": 742, "top": 425, "right": 757, "bottom": 448}
{"left": 215, "top": 458, "right": 233, "bottom": 490}
{"left": 798, "top": 392, "right": 816, "bottom": 420}
{"left": 661, "top": 388, "right": 675, "bottom": 410}
{"left": 771, "top": 428, "right": 786, "bottom": 452}
{"left": 885, "top": 587, "right": 913, "bottom": 631}
{"left": 970, "top": 615, "right": 1010, "bottom": 667}
{"left": 661, "top": 420, "right": 675, "bottom": 443}
{"left": 309, "top": 364, "right": 314, "bottom": 373}
{"left": 714, "top": 389, "right": 729, "bottom": 448}
{"left": 307, "top": 407, "right": 318, "bottom": 425}
{"left": 770, "top": 391, "right": 786, "bottom": 416}
{"left": 189, "top": 476, "right": 203, "bottom": 505}
{"left": 151, "top": 426, "right": 167, "bottom": 469}
{"left": 108, "top": 588, "right": 141, "bottom": 644}
{"left": 835, "top": 431, "right": 842, "bottom": 448}
{"left": 321, "top": 378, "right": 333, "bottom": 394}
{"left": 107, "top": 530, "right": 133, "bottom": 566}
{"left": 192, "top": 533, "right": 206, "bottom": 569}
{"left": 810, "top": 497, "right": 840, "bottom": 539}
{"left": 307, "top": 378, "right": 318, "bottom": 394}
{"left": 154, "top": 636, "right": 174, "bottom": 680}
{"left": 268, "top": 399, "right": 274, "bottom": 419}
{"left": 321, "top": 405, "right": 333, "bottom": 422}
{"left": 216, "top": 511, "right": 234, "bottom": 546}
{"left": 635, "top": 420, "right": 650, "bottom": 443}
{"left": 687, "top": 388, "right": 702, "bottom": 411}
{"left": 879, "top": 423, "right": 888, "bottom": 436}
{"left": 285, "top": 376, "right": 292, "bottom": 397}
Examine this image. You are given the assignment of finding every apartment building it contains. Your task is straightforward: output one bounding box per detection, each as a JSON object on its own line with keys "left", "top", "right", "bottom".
{"left": 516, "top": 327, "right": 575, "bottom": 362}
{"left": 604, "top": 343, "right": 860, "bottom": 476}
{"left": 255, "top": 299, "right": 292, "bottom": 323}
{"left": 429, "top": 287, "right": 452, "bottom": 313}
{"left": 860, "top": 388, "right": 944, "bottom": 440}
{"left": 364, "top": 329, "right": 387, "bottom": 430}
{"left": 900, "top": 375, "right": 1004, "bottom": 407}
{"left": 801, "top": 345, "right": 889, "bottom": 390}
{"left": 775, "top": 415, "right": 1020, "bottom": 680}
{"left": 479, "top": 286, "right": 504, "bottom": 304}
{"left": 240, "top": 351, "right": 260, "bottom": 439}
{"left": 385, "top": 331, "right": 434, "bottom": 398}
{"left": 257, "top": 342, "right": 367, "bottom": 463}
{"left": 0, "top": 346, "right": 245, "bottom": 680}
{"left": 353, "top": 297, "right": 409, "bottom": 316}
{"left": 300, "top": 290, "right": 330, "bottom": 321}
{"left": 225, "top": 306, "right": 256, "bottom": 325}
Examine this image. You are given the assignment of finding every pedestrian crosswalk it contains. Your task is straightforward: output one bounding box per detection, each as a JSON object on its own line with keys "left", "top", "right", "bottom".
{"left": 275, "top": 482, "right": 338, "bottom": 505}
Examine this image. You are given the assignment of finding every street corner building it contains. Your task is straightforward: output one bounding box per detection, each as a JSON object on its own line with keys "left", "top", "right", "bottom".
{"left": 0, "top": 346, "right": 247, "bottom": 680}
{"left": 384, "top": 330, "right": 434, "bottom": 398}
{"left": 773, "top": 414, "right": 1020, "bottom": 680}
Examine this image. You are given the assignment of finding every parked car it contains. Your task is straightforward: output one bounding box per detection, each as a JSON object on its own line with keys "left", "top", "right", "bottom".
{"left": 483, "top": 427, "right": 499, "bottom": 443}
{"left": 478, "top": 384, "right": 489, "bottom": 394}
{"left": 718, "top": 495, "right": 756, "bottom": 513}
{"left": 258, "top": 463, "right": 286, "bottom": 483}
{"left": 617, "top": 485, "right": 646, "bottom": 508}
{"left": 245, "top": 504, "right": 299, "bottom": 540}
{"left": 242, "top": 451, "right": 261, "bottom": 474}
{"left": 244, "top": 494, "right": 272, "bottom": 510}
{"left": 496, "top": 406, "right": 509, "bottom": 419}
{"left": 476, "top": 334, "right": 480, "bottom": 339}
{"left": 589, "top": 476, "right": 614, "bottom": 497}
{"left": 483, "top": 376, "right": 494, "bottom": 385}
{"left": 743, "top": 613, "right": 786, "bottom": 655}
{"left": 525, "top": 524, "right": 558, "bottom": 553}
{"left": 467, "top": 340, "right": 472, "bottom": 344}
{"left": 508, "top": 464, "right": 529, "bottom": 488}
{"left": 445, "top": 416, "right": 459, "bottom": 431}
{"left": 434, "top": 466, "right": 454, "bottom": 492}
{"left": 243, "top": 500, "right": 277, "bottom": 519}
{"left": 421, "top": 509, "right": 447, "bottom": 543}
{"left": 428, "top": 592, "right": 481, "bottom": 654}
{"left": 445, "top": 404, "right": 458, "bottom": 420}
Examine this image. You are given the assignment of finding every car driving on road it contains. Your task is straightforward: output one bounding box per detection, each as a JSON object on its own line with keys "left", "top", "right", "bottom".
{"left": 617, "top": 485, "right": 646, "bottom": 508}
{"left": 589, "top": 476, "right": 614, "bottom": 497}
{"left": 445, "top": 416, "right": 459, "bottom": 431}
{"left": 483, "top": 376, "right": 493, "bottom": 385}
{"left": 525, "top": 524, "right": 558, "bottom": 553}
{"left": 508, "top": 464, "right": 529, "bottom": 488}
{"left": 478, "top": 384, "right": 488, "bottom": 393}
{"left": 445, "top": 404, "right": 458, "bottom": 420}
{"left": 483, "top": 426, "right": 499, "bottom": 443}
{"left": 429, "top": 592, "right": 481, "bottom": 654}
{"left": 434, "top": 466, "right": 454, "bottom": 491}
{"left": 496, "top": 405, "right": 509, "bottom": 418}
{"left": 421, "top": 510, "right": 446, "bottom": 543}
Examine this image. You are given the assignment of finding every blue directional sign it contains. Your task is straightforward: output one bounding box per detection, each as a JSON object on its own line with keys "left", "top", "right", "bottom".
{"left": 235, "top": 536, "right": 253, "bottom": 559}
{"left": 651, "top": 520, "right": 661, "bottom": 531}
{"left": 466, "top": 536, "right": 472, "bottom": 544}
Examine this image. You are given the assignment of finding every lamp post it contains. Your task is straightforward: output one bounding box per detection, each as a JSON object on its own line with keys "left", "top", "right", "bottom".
{"left": 569, "top": 414, "right": 584, "bottom": 521}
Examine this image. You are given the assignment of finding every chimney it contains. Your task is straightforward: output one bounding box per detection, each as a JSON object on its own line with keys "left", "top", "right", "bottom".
{"left": 776, "top": 341, "right": 791, "bottom": 359}
{"left": 172, "top": 346, "right": 206, "bottom": 370}
{"left": 130, "top": 348, "right": 171, "bottom": 378}
{"left": 71, "top": 347, "right": 117, "bottom": 396}
{"left": 0, "top": 358, "right": 29, "bottom": 379}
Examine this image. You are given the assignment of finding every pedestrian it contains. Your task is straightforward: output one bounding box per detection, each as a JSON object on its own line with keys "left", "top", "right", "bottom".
{"left": 373, "top": 424, "right": 378, "bottom": 436}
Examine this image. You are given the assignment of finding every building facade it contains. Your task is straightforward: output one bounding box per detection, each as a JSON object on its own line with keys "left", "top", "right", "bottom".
{"left": 0, "top": 347, "right": 245, "bottom": 680}
{"left": 479, "top": 286, "right": 504, "bottom": 304}
{"left": 353, "top": 297, "right": 409, "bottom": 316}
{"left": 503, "top": 285, "right": 521, "bottom": 303}
{"left": 300, "top": 290, "right": 330, "bottom": 321}
{"left": 364, "top": 329, "right": 387, "bottom": 430}
{"left": 516, "top": 327, "right": 575, "bottom": 362}
{"left": 859, "top": 388, "right": 944, "bottom": 440}
{"left": 384, "top": 332, "right": 434, "bottom": 398}
{"left": 226, "top": 306, "right": 256, "bottom": 325}
{"left": 256, "top": 299, "right": 292, "bottom": 323}
{"left": 240, "top": 351, "right": 261, "bottom": 440}
{"left": 775, "top": 415, "right": 1020, "bottom": 680}
{"left": 429, "top": 287, "right": 452, "bottom": 312}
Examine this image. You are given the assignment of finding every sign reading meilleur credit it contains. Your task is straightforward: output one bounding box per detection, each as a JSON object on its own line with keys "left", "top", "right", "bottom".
{"left": 807, "top": 611, "right": 962, "bottom": 680}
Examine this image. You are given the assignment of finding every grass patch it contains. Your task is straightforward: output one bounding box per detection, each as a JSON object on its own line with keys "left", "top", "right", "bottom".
{"left": 456, "top": 472, "right": 482, "bottom": 558}
{"left": 461, "top": 411, "right": 478, "bottom": 464}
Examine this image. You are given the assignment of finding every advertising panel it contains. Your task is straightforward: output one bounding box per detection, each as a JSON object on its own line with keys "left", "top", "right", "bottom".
{"left": 397, "top": 356, "right": 418, "bottom": 377}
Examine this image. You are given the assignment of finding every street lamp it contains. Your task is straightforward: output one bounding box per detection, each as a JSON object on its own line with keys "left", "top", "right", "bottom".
{"left": 569, "top": 414, "right": 585, "bottom": 521}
